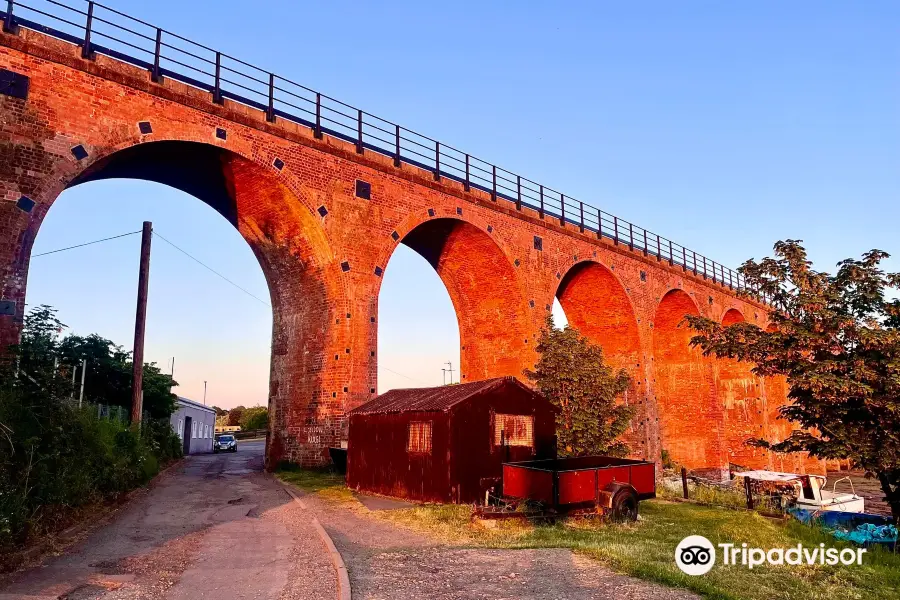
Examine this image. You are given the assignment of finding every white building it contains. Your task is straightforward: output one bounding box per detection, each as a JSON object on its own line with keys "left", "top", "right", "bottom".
{"left": 170, "top": 396, "right": 217, "bottom": 454}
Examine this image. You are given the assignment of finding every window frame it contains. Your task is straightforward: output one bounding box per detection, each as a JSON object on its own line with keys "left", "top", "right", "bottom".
{"left": 493, "top": 413, "right": 535, "bottom": 449}
{"left": 406, "top": 420, "right": 433, "bottom": 455}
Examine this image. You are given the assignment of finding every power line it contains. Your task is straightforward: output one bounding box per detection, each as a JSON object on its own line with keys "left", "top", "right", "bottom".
{"left": 378, "top": 365, "right": 429, "bottom": 385}
{"left": 152, "top": 231, "right": 270, "bottom": 307}
{"left": 31, "top": 230, "right": 141, "bottom": 257}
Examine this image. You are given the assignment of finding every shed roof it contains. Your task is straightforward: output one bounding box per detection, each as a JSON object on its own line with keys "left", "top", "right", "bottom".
{"left": 350, "top": 377, "right": 539, "bottom": 416}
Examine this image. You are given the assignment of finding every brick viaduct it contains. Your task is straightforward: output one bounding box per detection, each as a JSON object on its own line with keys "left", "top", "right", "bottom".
{"left": 0, "top": 24, "right": 821, "bottom": 475}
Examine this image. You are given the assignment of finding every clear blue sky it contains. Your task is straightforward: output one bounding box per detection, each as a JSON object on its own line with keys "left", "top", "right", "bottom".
{"left": 26, "top": 1, "right": 899, "bottom": 409}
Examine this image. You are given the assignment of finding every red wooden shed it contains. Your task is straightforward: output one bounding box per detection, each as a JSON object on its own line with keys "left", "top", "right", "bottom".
{"left": 347, "top": 377, "right": 557, "bottom": 504}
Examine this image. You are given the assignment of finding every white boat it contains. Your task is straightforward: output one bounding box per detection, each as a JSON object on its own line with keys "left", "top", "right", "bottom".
{"left": 734, "top": 470, "right": 865, "bottom": 513}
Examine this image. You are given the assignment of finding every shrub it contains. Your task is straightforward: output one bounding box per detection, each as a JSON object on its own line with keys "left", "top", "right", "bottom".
{"left": 0, "top": 383, "right": 182, "bottom": 551}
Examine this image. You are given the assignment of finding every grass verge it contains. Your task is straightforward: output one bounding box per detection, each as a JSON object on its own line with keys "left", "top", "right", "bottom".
{"left": 276, "top": 467, "right": 900, "bottom": 600}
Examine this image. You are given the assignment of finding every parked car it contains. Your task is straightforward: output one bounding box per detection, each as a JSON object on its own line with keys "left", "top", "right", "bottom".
{"left": 215, "top": 434, "right": 237, "bottom": 453}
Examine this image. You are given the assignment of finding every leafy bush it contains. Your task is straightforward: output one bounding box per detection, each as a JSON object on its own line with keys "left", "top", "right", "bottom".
{"left": 0, "top": 383, "right": 182, "bottom": 551}
{"left": 0, "top": 306, "right": 183, "bottom": 553}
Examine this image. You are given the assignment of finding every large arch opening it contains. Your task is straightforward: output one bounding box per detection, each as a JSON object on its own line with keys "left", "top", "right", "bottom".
{"left": 376, "top": 244, "right": 460, "bottom": 392}
{"left": 652, "top": 289, "right": 723, "bottom": 472}
{"left": 716, "top": 309, "right": 768, "bottom": 469}
{"left": 555, "top": 262, "right": 641, "bottom": 371}
{"left": 14, "top": 141, "right": 336, "bottom": 468}
{"left": 383, "top": 218, "right": 531, "bottom": 384}
{"left": 554, "top": 261, "right": 644, "bottom": 455}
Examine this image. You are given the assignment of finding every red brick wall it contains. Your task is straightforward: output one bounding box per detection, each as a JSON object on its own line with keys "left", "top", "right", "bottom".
{"left": 0, "top": 27, "right": 823, "bottom": 475}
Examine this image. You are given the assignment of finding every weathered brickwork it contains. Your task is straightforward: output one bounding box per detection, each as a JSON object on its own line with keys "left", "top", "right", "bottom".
{"left": 0, "top": 28, "right": 823, "bottom": 475}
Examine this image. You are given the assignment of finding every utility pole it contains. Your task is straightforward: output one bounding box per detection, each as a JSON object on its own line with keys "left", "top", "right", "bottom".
{"left": 203, "top": 380, "right": 207, "bottom": 405}
{"left": 445, "top": 361, "right": 455, "bottom": 385}
{"left": 78, "top": 358, "right": 86, "bottom": 408}
{"left": 131, "top": 221, "right": 152, "bottom": 424}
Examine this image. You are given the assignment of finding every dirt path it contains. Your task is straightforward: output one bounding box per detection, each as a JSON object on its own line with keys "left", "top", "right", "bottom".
{"left": 299, "top": 490, "right": 697, "bottom": 600}
{"left": 0, "top": 442, "right": 337, "bottom": 600}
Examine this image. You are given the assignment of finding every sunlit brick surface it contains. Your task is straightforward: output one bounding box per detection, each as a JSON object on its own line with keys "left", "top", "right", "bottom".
{"left": 0, "top": 28, "right": 822, "bottom": 474}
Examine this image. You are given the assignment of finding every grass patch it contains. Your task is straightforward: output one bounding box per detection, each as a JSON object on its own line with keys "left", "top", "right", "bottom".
{"left": 275, "top": 467, "right": 900, "bottom": 600}
{"left": 276, "top": 465, "right": 355, "bottom": 503}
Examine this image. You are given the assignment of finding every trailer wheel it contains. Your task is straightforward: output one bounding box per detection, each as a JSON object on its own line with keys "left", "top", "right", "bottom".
{"left": 606, "top": 483, "right": 639, "bottom": 522}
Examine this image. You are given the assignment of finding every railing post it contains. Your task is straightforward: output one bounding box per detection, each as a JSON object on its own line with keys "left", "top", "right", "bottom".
{"left": 682, "top": 247, "right": 687, "bottom": 271}
{"left": 538, "top": 186, "right": 544, "bottom": 219}
{"left": 613, "top": 216, "right": 619, "bottom": 245}
{"left": 266, "top": 73, "right": 275, "bottom": 123}
{"left": 728, "top": 270, "right": 733, "bottom": 290}
{"left": 151, "top": 28, "right": 162, "bottom": 82}
{"left": 668, "top": 240, "right": 674, "bottom": 266}
{"left": 464, "top": 154, "right": 470, "bottom": 191}
{"left": 642, "top": 230, "right": 648, "bottom": 256}
{"left": 560, "top": 193, "right": 565, "bottom": 226}
{"left": 81, "top": 1, "right": 95, "bottom": 60}
{"left": 516, "top": 176, "right": 522, "bottom": 211}
{"left": 628, "top": 223, "right": 634, "bottom": 251}
{"left": 596, "top": 209, "right": 602, "bottom": 239}
{"left": 702, "top": 256, "right": 707, "bottom": 279}
{"left": 491, "top": 166, "right": 497, "bottom": 201}
{"left": 394, "top": 125, "right": 401, "bottom": 167}
{"left": 213, "top": 52, "right": 223, "bottom": 104}
{"left": 579, "top": 202, "right": 584, "bottom": 233}
{"left": 692, "top": 252, "right": 698, "bottom": 275}
{"left": 314, "top": 93, "right": 322, "bottom": 139}
{"left": 3, "top": 0, "right": 16, "bottom": 34}
{"left": 356, "top": 109, "right": 364, "bottom": 154}
{"left": 656, "top": 236, "right": 661, "bottom": 261}
{"left": 434, "top": 141, "right": 441, "bottom": 181}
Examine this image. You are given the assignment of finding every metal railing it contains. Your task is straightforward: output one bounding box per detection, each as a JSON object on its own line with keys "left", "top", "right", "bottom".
{"left": 2, "top": 0, "right": 759, "bottom": 297}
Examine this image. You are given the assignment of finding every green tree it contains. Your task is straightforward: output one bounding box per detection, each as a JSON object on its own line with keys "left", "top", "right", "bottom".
{"left": 211, "top": 405, "right": 228, "bottom": 417}
{"left": 525, "top": 315, "right": 634, "bottom": 457}
{"left": 227, "top": 406, "right": 245, "bottom": 427}
{"left": 240, "top": 406, "right": 268, "bottom": 430}
{"left": 57, "top": 334, "right": 177, "bottom": 418}
{"left": 685, "top": 240, "right": 900, "bottom": 522}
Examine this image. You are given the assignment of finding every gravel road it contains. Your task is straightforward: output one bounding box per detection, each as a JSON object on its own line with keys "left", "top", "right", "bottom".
{"left": 0, "top": 441, "right": 337, "bottom": 600}
{"left": 1, "top": 441, "right": 696, "bottom": 599}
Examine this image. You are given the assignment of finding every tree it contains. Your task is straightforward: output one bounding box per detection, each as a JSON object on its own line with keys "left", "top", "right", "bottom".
{"left": 240, "top": 406, "right": 268, "bottom": 430}
{"left": 211, "top": 405, "right": 228, "bottom": 417}
{"left": 227, "top": 406, "right": 245, "bottom": 427}
{"left": 685, "top": 240, "right": 900, "bottom": 522}
{"left": 57, "top": 334, "right": 177, "bottom": 419}
{"left": 525, "top": 315, "right": 634, "bottom": 457}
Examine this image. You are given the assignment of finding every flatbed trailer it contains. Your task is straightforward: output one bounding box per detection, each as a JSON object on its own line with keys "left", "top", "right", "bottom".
{"left": 500, "top": 456, "right": 656, "bottom": 521}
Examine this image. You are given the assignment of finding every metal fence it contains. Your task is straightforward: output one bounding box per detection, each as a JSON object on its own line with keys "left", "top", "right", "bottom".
{"left": 2, "top": 0, "right": 760, "bottom": 297}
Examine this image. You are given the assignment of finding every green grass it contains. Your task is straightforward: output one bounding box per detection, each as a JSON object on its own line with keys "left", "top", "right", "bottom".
{"left": 276, "top": 467, "right": 900, "bottom": 600}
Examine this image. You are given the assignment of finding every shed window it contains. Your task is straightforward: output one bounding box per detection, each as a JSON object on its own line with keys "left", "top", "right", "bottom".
{"left": 407, "top": 421, "right": 433, "bottom": 454}
{"left": 494, "top": 414, "right": 534, "bottom": 447}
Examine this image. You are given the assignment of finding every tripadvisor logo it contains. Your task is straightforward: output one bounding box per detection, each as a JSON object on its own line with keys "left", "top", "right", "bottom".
{"left": 675, "top": 535, "right": 866, "bottom": 575}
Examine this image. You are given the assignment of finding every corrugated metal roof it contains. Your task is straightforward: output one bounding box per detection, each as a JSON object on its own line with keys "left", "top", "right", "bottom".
{"left": 350, "top": 376, "right": 535, "bottom": 415}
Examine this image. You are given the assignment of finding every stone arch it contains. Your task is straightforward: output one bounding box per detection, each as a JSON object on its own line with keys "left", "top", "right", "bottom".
{"left": 376, "top": 215, "right": 532, "bottom": 383}
{"left": 652, "top": 289, "right": 723, "bottom": 472}
{"left": 716, "top": 308, "right": 768, "bottom": 469}
{"left": 3, "top": 139, "right": 343, "bottom": 469}
{"left": 554, "top": 261, "right": 644, "bottom": 451}
{"left": 555, "top": 261, "right": 641, "bottom": 369}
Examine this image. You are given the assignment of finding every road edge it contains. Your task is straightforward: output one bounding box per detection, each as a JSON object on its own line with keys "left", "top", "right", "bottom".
{"left": 275, "top": 478, "right": 352, "bottom": 600}
{"left": 0, "top": 455, "right": 186, "bottom": 578}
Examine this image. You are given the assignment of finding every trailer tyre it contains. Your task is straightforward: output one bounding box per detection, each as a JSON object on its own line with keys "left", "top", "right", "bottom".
{"left": 607, "top": 484, "right": 639, "bottom": 522}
